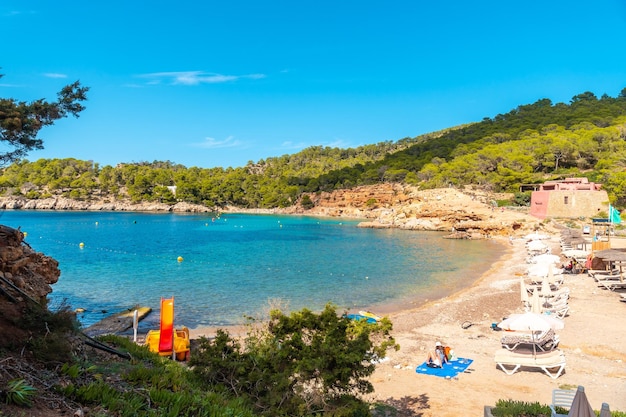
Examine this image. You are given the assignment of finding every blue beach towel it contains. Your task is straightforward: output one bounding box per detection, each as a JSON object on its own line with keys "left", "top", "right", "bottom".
{"left": 415, "top": 358, "right": 473, "bottom": 379}
{"left": 345, "top": 314, "right": 377, "bottom": 324}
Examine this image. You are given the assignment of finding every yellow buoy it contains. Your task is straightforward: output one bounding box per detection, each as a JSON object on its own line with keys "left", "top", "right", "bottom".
{"left": 95, "top": 221, "right": 99, "bottom": 225}
{"left": 177, "top": 256, "right": 184, "bottom": 262}
{"left": 23, "top": 232, "right": 28, "bottom": 237}
{"left": 79, "top": 242, "right": 85, "bottom": 248}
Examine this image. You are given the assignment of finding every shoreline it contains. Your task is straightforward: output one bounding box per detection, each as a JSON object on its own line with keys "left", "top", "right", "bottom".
{"left": 185, "top": 237, "right": 510, "bottom": 340}
{"left": 187, "top": 234, "right": 626, "bottom": 416}
{"left": 366, "top": 234, "right": 626, "bottom": 416}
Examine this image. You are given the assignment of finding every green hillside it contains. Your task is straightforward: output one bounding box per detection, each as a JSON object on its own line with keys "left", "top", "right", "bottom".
{"left": 2, "top": 88, "right": 626, "bottom": 208}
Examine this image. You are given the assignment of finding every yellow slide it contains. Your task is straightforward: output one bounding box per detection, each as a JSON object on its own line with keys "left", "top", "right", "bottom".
{"left": 145, "top": 297, "right": 190, "bottom": 361}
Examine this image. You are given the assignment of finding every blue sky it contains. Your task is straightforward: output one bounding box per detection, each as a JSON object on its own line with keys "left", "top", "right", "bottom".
{"left": 2, "top": 1, "right": 626, "bottom": 169}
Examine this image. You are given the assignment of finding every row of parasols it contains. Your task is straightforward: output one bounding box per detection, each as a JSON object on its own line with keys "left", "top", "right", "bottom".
{"left": 496, "top": 233, "right": 568, "bottom": 358}
{"left": 493, "top": 232, "right": 616, "bottom": 414}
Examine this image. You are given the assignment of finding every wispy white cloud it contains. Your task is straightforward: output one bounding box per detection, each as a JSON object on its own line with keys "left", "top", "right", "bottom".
{"left": 193, "top": 135, "right": 243, "bottom": 149}
{"left": 279, "top": 139, "right": 354, "bottom": 151}
{"left": 43, "top": 73, "right": 67, "bottom": 79}
{"left": 3, "top": 10, "right": 36, "bottom": 17}
{"left": 138, "top": 71, "right": 266, "bottom": 86}
{"left": 280, "top": 140, "right": 308, "bottom": 150}
{"left": 323, "top": 139, "right": 353, "bottom": 149}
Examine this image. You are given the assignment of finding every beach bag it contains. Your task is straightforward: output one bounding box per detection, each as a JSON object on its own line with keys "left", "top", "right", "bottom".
{"left": 443, "top": 346, "right": 452, "bottom": 360}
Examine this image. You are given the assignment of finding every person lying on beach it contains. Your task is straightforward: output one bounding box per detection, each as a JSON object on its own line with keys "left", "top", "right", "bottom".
{"left": 426, "top": 341, "right": 449, "bottom": 368}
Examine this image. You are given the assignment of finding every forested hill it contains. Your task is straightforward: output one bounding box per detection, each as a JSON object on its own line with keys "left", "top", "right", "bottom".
{"left": 1, "top": 88, "right": 626, "bottom": 209}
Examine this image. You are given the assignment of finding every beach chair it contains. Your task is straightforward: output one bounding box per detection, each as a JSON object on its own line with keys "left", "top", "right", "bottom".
{"left": 501, "top": 328, "right": 559, "bottom": 352}
{"left": 588, "top": 269, "right": 620, "bottom": 281}
{"left": 597, "top": 276, "right": 626, "bottom": 291}
{"left": 494, "top": 348, "right": 566, "bottom": 379}
{"left": 541, "top": 302, "right": 569, "bottom": 319}
{"left": 549, "top": 388, "right": 576, "bottom": 417}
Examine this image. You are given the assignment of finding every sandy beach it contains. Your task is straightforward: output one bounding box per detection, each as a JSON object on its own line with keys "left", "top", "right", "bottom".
{"left": 189, "top": 233, "right": 626, "bottom": 416}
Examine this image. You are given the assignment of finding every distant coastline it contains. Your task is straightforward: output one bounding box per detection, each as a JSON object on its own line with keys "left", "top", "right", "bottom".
{"left": 0, "top": 186, "right": 546, "bottom": 238}
{"left": 0, "top": 196, "right": 213, "bottom": 213}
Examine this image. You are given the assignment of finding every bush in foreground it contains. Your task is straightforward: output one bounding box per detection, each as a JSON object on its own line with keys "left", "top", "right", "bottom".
{"left": 190, "top": 303, "right": 398, "bottom": 416}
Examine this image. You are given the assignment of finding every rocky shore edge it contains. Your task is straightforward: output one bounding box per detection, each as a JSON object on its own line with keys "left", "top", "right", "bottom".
{"left": 0, "top": 196, "right": 212, "bottom": 213}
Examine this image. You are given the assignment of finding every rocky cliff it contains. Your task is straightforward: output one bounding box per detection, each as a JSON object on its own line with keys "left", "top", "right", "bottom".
{"left": 0, "top": 225, "right": 60, "bottom": 302}
{"left": 280, "top": 184, "right": 544, "bottom": 238}
{"left": 0, "top": 225, "right": 62, "bottom": 352}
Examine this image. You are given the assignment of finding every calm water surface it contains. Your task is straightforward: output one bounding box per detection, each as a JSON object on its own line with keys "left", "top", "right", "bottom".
{"left": 1, "top": 211, "right": 503, "bottom": 329}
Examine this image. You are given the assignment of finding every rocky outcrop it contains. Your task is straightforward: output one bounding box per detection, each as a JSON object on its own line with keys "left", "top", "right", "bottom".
{"left": 0, "top": 196, "right": 213, "bottom": 213}
{"left": 0, "top": 225, "right": 60, "bottom": 303}
{"left": 286, "top": 185, "right": 542, "bottom": 238}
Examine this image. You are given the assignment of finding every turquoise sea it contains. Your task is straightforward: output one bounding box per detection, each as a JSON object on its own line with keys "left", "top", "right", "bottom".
{"left": 1, "top": 210, "right": 503, "bottom": 331}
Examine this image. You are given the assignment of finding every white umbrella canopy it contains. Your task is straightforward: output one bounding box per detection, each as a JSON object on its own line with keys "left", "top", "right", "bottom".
{"left": 568, "top": 386, "right": 595, "bottom": 417}
{"left": 525, "top": 232, "right": 549, "bottom": 240}
{"left": 531, "top": 254, "right": 561, "bottom": 265}
{"left": 527, "top": 263, "right": 552, "bottom": 278}
{"left": 562, "top": 249, "right": 589, "bottom": 258}
{"left": 498, "top": 312, "right": 564, "bottom": 332}
{"left": 527, "top": 240, "right": 548, "bottom": 252}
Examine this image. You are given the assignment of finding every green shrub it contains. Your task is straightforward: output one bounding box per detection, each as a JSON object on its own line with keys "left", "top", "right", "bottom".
{"left": 512, "top": 192, "right": 531, "bottom": 206}
{"left": 190, "top": 304, "right": 398, "bottom": 416}
{"left": 2, "top": 379, "right": 36, "bottom": 407}
{"left": 491, "top": 399, "right": 551, "bottom": 417}
{"left": 17, "top": 302, "right": 79, "bottom": 364}
{"left": 301, "top": 194, "right": 315, "bottom": 209}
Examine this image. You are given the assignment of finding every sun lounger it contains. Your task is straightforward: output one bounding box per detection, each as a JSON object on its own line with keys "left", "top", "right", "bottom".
{"left": 542, "top": 303, "right": 569, "bottom": 319}
{"left": 598, "top": 279, "right": 626, "bottom": 291}
{"left": 501, "top": 328, "right": 559, "bottom": 352}
{"left": 494, "top": 348, "right": 566, "bottom": 379}
{"left": 588, "top": 269, "right": 620, "bottom": 281}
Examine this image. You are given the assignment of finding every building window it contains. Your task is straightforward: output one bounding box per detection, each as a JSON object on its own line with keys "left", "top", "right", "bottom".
{"left": 564, "top": 196, "right": 569, "bottom": 204}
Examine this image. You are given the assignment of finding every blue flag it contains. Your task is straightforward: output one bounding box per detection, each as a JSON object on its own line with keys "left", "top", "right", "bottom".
{"left": 609, "top": 204, "right": 621, "bottom": 224}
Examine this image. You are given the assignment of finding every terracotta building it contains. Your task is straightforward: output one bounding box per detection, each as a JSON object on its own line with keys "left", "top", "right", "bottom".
{"left": 529, "top": 178, "right": 608, "bottom": 219}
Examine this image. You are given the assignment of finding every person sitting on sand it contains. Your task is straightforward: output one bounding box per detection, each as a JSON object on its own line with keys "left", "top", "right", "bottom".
{"left": 426, "top": 341, "right": 449, "bottom": 368}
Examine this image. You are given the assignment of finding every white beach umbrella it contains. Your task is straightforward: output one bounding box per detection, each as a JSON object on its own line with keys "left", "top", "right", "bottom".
{"left": 524, "top": 232, "right": 550, "bottom": 240}
{"left": 541, "top": 276, "right": 553, "bottom": 298}
{"left": 498, "top": 311, "right": 564, "bottom": 358}
{"left": 562, "top": 249, "right": 589, "bottom": 259}
{"left": 525, "top": 232, "right": 549, "bottom": 241}
{"left": 532, "top": 254, "right": 560, "bottom": 265}
{"left": 527, "top": 263, "right": 551, "bottom": 278}
{"left": 530, "top": 289, "right": 541, "bottom": 314}
{"left": 527, "top": 240, "right": 548, "bottom": 252}
{"left": 567, "top": 386, "right": 594, "bottom": 417}
{"left": 546, "top": 265, "right": 557, "bottom": 286}
{"left": 520, "top": 278, "right": 529, "bottom": 304}
{"left": 498, "top": 312, "right": 564, "bottom": 332}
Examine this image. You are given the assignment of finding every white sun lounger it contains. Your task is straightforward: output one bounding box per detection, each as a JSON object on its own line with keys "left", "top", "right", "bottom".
{"left": 598, "top": 279, "right": 626, "bottom": 291}
{"left": 494, "top": 348, "right": 566, "bottom": 379}
{"left": 501, "top": 328, "right": 560, "bottom": 352}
